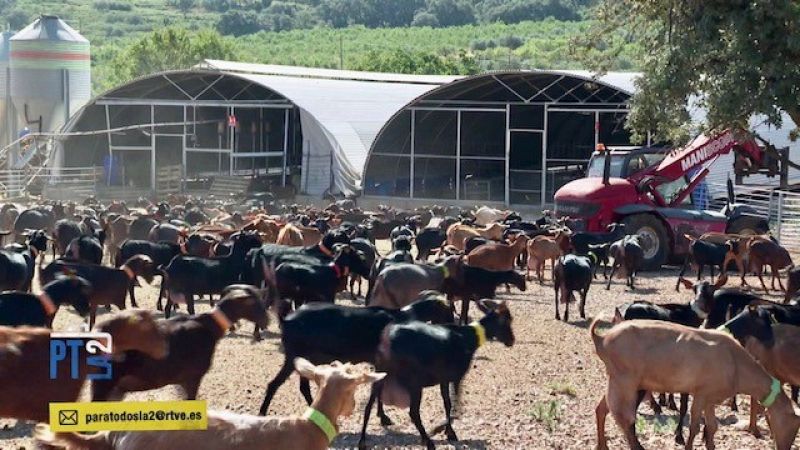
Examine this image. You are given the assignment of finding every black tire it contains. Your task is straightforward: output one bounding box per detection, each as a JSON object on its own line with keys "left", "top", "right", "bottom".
{"left": 727, "top": 216, "right": 769, "bottom": 235}
{"left": 622, "top": 214, "right": 669, "bottom": 270}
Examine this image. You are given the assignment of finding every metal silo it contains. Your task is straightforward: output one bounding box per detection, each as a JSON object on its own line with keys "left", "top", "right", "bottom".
{"left": 9, "top": 16, "right": 90, "bottom": 166}
{"left": 0, "top": 31, "right": 14, "bottom": 149}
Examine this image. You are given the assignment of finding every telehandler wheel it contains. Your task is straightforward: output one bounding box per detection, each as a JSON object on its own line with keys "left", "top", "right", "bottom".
{"left": 622, "top": 214, "right": 668, "bottom": 270}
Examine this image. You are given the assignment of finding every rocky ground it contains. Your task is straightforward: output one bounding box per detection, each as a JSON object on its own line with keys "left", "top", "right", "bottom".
{"left": 0, "top": 247, "right": 795, "bottom": 449}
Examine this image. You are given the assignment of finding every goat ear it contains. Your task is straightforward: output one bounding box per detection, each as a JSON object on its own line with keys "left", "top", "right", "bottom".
{"left": 293, "top": 357, "right": 319, "bottom": 380}
{"left": 679, "top": 278, "right": 694, "bottom": 290}
{"left": 361, "top": 372, "right": 387, "bottom": 384}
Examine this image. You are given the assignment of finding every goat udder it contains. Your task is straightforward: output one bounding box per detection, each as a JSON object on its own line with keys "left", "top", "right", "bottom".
{"left": 381, "top": 377, "right": 410, "bottom": 408}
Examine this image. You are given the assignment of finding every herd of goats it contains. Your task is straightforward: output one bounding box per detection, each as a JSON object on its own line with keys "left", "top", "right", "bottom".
{"left": 0, "top": 196, "right": 798, "bottom": 449}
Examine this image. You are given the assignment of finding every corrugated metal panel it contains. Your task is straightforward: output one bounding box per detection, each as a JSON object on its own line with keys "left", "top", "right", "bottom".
{"left": 202, "top": 59, "right": 460, "bottom": 85}
{"left": 232, "top": 72, "right": 439, "bottom": 188}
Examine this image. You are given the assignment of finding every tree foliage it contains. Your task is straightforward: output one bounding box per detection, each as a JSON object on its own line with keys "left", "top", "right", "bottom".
{"left": 351, "top": 48, "right": 479, "bottom": 75}
{"left": 581, "top": 0, "right": 800, "bottom": 143}
{"left": 106, "top": 27, "right": 239, "bottom": 87}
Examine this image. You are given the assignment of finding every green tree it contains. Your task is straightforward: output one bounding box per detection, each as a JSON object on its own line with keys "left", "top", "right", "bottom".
{"left": 581, "top": 0, "right": 800, "bottom": 143}
{"left": 218, "top": 10, "right": 263, "bottom": 35}
{"left": 411, "top": 11, "right": 439, "bottom": 27}
{"left": 425, "top": 0, "right": 475, "bottom": 27}
{"left": 353, "top": 48, "right": 478, "bottom": 75}
{"left": 108, "top": 27, "right": 239, "bottom": 85}
{"left": 168, "top": 0, "right": 197, "bottom": 17}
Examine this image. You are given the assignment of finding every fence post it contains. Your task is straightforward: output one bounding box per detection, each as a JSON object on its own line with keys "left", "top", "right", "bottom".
{"left": 777, "top": 190, "right": 784, "bottom": 244}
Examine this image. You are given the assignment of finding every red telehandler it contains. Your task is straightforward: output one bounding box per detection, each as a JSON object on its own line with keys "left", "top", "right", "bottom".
{"left": 554, "top": 129, "right": 789, "bottom": 269}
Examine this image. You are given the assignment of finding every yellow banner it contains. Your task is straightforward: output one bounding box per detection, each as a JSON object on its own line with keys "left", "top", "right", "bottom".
{"left": 49, "top": 400, "right": 208, "bottom": 432}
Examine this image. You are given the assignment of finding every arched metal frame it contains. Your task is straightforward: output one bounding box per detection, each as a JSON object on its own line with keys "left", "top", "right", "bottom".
{"left": 62, "top": 70, "right": 296, "bottom": 191}
{"left": 363, "top": 71, "right": 634, "bottom": 207}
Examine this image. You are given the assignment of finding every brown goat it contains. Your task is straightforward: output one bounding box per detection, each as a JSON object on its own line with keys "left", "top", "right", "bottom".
{"left": 92, "top": 285, "right": 269, "bottom": 401}
{"left": 37, "top": 359, "right": 385, "bottom": 450}
{"left": 748, "top": 239, "right": 793, "bottom": 293}
{"left": 591, "top": 319, "right": 800, "bottom": 450}
{"left": 0, "top": 309, "right": 167, "bottom": 423}
{"left": 446, "top": 223, "right": 506, "bottom": 250}
{"left": 526, "top": 230, "right": 571, "bottom": 284}
{"left": 465, "top": 234, "right": 529, "bottom": 271}
{"left": 276, "top": 223, "right": 304, "bottom": 247}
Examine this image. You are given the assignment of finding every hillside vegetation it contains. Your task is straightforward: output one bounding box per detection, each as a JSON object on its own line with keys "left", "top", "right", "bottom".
{"left": 0, "top": 0, "right": 640, "bottom": 93}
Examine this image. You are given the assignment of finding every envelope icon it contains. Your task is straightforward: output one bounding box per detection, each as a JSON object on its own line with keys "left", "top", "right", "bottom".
{"left": 58, "top": 410, "right": 78, "bottom": 426}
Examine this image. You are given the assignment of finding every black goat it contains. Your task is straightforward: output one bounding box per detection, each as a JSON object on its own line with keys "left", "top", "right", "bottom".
{"left": 553, "top": 254, "right": 594, "bottom": 322}
{"left": 267, "top": 245, "right": 370, "bottom": 315}
{"left": 349, "top": 238, "right": 377, "bottom": 298}
{"left": 0, "top": 277, "right": 92, "bottom": 327}
{"left": 571, "top": 223, "right": 625, "bottom": 254}
{"left": 358, "top": 300, "right": 514, "bottom": 450}
{"left": 258, "top": 291, "right": 454, "bottom": 416}
{"left": 442, "top": 260, "right": 526, "bottom": 324}
{"left": 163, "top": 231, "right": 261, "bottom": 317}
{"left": 587, "top": 243, "right": 610, "bottom": 279}
{"left": 92, "top": 285, "right": 267, "bottom": 401}
{"left": 66, "top": 235, "right": 103, "bottom": 265}
{"left": 606, "top": 235, "right": 645, "bottom": 290}
{"left": 415, "top": 228, "right": 446, "bottom": 262}
{"left": 677, "top": 236, "right": 739, "bottom": 289}
{"left": 245, "top": 229, "right": 350, "bottom": 288}
{"left": 0, "top": 230, "right": 48, "bottom": 292}
{"left": 53, "top": 219, "right": 82, "bottom": 258}
{"left": 117, "top": 239, "right": 183, "bottom": 308}
{"left": 128, "top": 216, "right": 158, "bottom": 241}
{"left": 41, "top": 255, "right": 157, "bottom": 328}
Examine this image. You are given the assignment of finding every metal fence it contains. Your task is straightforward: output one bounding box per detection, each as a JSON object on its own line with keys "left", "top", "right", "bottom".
{"left": 0, "top": 166, "right": 101, "bottom": 199}
{"left": 708, "top": 182, "right": 800, "bottom": 252}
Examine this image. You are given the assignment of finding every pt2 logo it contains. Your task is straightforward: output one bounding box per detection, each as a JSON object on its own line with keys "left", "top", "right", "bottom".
{"left": 50, "top": 332, "right": 113, "bottom": 381}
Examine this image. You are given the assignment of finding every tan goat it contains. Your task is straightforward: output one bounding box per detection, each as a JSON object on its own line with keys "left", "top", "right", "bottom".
{"left": 446, "top": 222, "right": 506, "bottom": 250}
{"left": 0, "top": 309, "right": 167, "bottom": 423}
{"left": 526, "top": 230, "right": 571, "bottom": 283}
{"left": 276, "top": 223, "right": 304, "bottom": 247}
{"left": 36, "top": 358, "right": 385, "bottom": 450}
{"left": 591, "top": 319, "right": 800, "bottom": 450}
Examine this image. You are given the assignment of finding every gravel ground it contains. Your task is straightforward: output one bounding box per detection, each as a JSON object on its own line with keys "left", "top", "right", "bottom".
{"left": 0, "top": 246, "right": 795, "bottom": 449}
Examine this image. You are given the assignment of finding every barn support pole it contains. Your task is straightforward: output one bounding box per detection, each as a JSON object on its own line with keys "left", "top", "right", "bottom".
{"left": 409, "top": 109, "right": 415, "bottom": 199}
{"left": 541, "top": 105, "right": 549, "bottom": 208}
{"left": 181, "top": 105, "right": 188, "bottom": 193}
{"left": 594, "top": 111, "right": 600, "bottom": 149}
{"left": 504, "top": 104, "right": 510, "bottom": 206}
{"left": 150, "top": 104, "right": 156, "bottom": 192}
{"left": 104, "top": 104, "right": 112, "bottom": 187}
{"left": 282, "top": 108, "right": 289, "bottom": 187}
{"left": 456, "top": 111, "right": 461, "bottom": 201}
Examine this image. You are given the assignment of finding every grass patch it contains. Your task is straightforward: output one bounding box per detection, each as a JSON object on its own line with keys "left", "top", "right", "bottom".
{"left": 635, "top": 414, "right": 678, "bottom": 435}
{"left": 529, "top": 399, "right": 561, "bottom": 432}
{"left": 547, "top": 382, "right": 577, "bottom": 398}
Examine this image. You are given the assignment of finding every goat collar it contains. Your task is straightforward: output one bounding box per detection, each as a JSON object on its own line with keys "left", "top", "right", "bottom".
{"left": 121, "top": 265, "right": 136, "bottom": 281}
{"left": 330, "top": 262, "right": 349, "bottom": 279}
{"left": 690, "top": 301, "right": 708, "bottom": 319}
{"left": 318, "top": 243, "right": 334, "bottom": 258}
{"left": 303, "top": 407, "right": 337, "bottom": 443}
{"left": 761, "top": 377, "right": 782, "bottom": 408}
{"left": 470, "top": 321, "right": 486, "bottom": 347}
{"left": 38, "top": 292, "right": 57, "bottom": 317}
{"left": 716, "top": 325, "right": 732, "bottom": 336}
{"left": 210, "top": 308, "right": 232, "bottom": 334}
{"left": 440, "top": 265, "right": 450, "bottom": 279}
